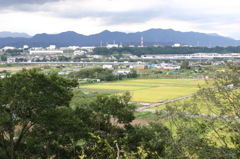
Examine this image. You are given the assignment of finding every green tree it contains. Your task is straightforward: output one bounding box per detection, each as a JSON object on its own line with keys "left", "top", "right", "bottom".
{"left": 82, "top": 92, "right": 136, "bottom": 158}
{"left": 89, "top": 91, "right": 135, "bottom": 131}
{"left": 4, "top": 49, "right": 23, "bottom": 56}
{"left": 22, "top": 106, "right": 95, "bottom": 158}
{"left": 15, "top": 58, "right": 27, "bottom": 62}
{"left": 122, "top": 122, "right": 173, "bottom": 159}
{"left": 127, "top": 69, "right": 138, "bottom": 78}
{"left": 58, "top": 56, "right": 71, "bottom": 61}
{"left": 180, "top": 60, "right": 190, "bottom": 69}
{"left": 1, "top": 55, "right": 7, "bottom": 61}
{"left": 0, "top": 68, "right": 78, "bottom": 159}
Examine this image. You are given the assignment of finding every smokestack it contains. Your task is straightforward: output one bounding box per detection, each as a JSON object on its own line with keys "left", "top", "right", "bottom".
{"left": 141, "top": 36, "right": 144, "bottom": 47}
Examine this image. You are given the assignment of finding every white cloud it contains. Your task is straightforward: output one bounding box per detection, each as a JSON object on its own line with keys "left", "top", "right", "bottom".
{"left": 1, "top": 0, "right": 240, "bottom": 39}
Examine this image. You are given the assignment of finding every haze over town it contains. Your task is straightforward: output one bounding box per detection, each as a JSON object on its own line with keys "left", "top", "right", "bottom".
{"left": 1, "top": 0, "right": 240, "bottom": 39}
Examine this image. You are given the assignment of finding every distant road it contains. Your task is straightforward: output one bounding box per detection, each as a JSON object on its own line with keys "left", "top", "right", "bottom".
{"left": 18, "top": 62, "right": 134, "bottom": 65}
{"left": 140, "top": 58, "right": 210, "bottom": 60}
{"left": 136, "top": 94, "right": 195, "bottom": 112}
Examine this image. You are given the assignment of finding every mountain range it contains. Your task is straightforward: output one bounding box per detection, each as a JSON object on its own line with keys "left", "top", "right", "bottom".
{"left": 0, "top": 31, "right": 31, "bottom": 38}
{"left": 0, "top": 29, "right": 239, "bottom": 48}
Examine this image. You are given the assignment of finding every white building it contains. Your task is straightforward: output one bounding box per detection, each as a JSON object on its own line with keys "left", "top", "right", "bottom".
{"left": 106, "top": 44, "right": 118, "bottom": 48}
{"left": 74, "top": 50, "right": 85, "bottom": 55}
{"left": 113, "top": 70, "right": 130, "bottom": 75}
{"left": 30, "top": 50, "right": 63, "bottom": 55}
{"left": 81, "top": 46, "right": 95, "bottom": 52}
{"left": 68, "top": 46, "right": 80, "bottom": 50}
{"left": 86, "top": 55, "right": 103, "bottom": 59}
{"left": 47, "top": 45, "right": 56, "bottom": 50}
{"left": 7, "top": 57, "right": 16, "bottom": 63}
{"left": 103, "top": 64, "right": 113, "bottom": 69}
{"left": 59, "top": 47, "right": 69, "bottom": 50}
{"left": 155, "top": 63, "right": 181, "bottom": 70}
{"left": 163, "top": 65, "right": 180, "bottom": 70}
{"left": 172, "top": 43, "right": 181, "bottom": 47}
{"left": 30, "top": 47, "right": 43, "bottom": 50}
{"left": 23, "top": 45, "right": 29, "bottom": 49}
{"left": 3, "top": 46, "right": 15, "bottom": 50}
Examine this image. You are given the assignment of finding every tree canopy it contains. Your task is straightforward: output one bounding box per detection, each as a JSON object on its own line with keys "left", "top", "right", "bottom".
{"left": 0, "top": 69, "right": 141, "bottom": 158}
{"left": 68, "top": 67, "right": 122, "bottom": 81}
{"left": 0, "top": 68, "right": 78, "bottom": 158}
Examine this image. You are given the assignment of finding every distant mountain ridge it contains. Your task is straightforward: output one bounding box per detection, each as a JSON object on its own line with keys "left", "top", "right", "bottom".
{"left": 206, "top": 33, "right": 234, "bottom": 40}
{"left": 0, "top": 29, "right": 239, "bottom": 48}
{"left": 0, "top": 31, "right": 31, "bottom": 38}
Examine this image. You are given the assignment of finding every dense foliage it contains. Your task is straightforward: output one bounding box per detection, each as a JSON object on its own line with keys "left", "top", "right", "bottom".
{"left": 4, "top": 49, "right": 23, "bottom": 56}
{"left": 93, "top": 46, "right": 240, "bottom": 57}
{"left": 0, "top": 69, "right": 137, "bottom": 158}
{"left": 15, "top": 58, "right": 27, "bottom": 62}
{"left": 180, "top": 61, "right": 190, "bottom": 69}
{"left": 68, "top": 67, "right": 122, "bottom": 81}
{"left": 0, "top": 55, "right": 7, "bottom": 61}
{"left": 0, "top": 68, "right": 78, "bottom": 158}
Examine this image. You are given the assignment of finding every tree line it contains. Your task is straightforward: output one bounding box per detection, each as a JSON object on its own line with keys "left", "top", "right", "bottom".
{"left": 68, "top": 67, "right": 137, "bottom": 81}
{"left": 92, "top": 46, "right": 240, "bottom": 57}
{"left": 4, "top": 49, "right": 24, "bottom": 56}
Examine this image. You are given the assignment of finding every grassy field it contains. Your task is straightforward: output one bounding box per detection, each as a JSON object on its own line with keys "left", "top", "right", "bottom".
{"left": 79, "top": 78, "right": 205, "bottom": 103}
{"left": 153, "top": 97, "right": 219, "bottom": 114}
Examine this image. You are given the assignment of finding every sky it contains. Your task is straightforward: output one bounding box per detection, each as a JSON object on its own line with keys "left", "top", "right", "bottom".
{"left": 1, "top": 0, "right": 240, "bottom": 39}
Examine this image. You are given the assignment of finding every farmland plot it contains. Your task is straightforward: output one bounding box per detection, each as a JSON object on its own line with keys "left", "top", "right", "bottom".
{"left": 80, "top": 78, "right": 204, "bottom": 103}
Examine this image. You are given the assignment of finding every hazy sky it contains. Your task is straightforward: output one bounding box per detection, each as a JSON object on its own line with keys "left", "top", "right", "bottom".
{"left": 1, "top": 0, "right": 240, "bottom": 39}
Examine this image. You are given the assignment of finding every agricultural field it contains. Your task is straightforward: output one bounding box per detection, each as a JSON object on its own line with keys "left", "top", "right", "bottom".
{"left": 79, "top": 78, "right": 205, "bottom": 103}
{"left": 153, "top": 97, "right": 217, "bottom": 114}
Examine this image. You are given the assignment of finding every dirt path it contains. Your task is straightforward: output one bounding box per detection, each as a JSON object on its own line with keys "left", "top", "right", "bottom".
{"left": 81, "top": 89, "right": 124, "bottom": 93}
{"left": 111, "top": 118, "right": 150, "bottom": 126}
{"left": 130, "top": 118, "right": 151, "bottom": 125}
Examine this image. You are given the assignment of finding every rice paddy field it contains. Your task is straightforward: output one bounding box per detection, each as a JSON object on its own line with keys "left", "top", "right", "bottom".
{"left": 79, "top": 78, "right": 205, "bottom": 103}
{"left": 78, "top": 77, "right": 237, "bottom": 150}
